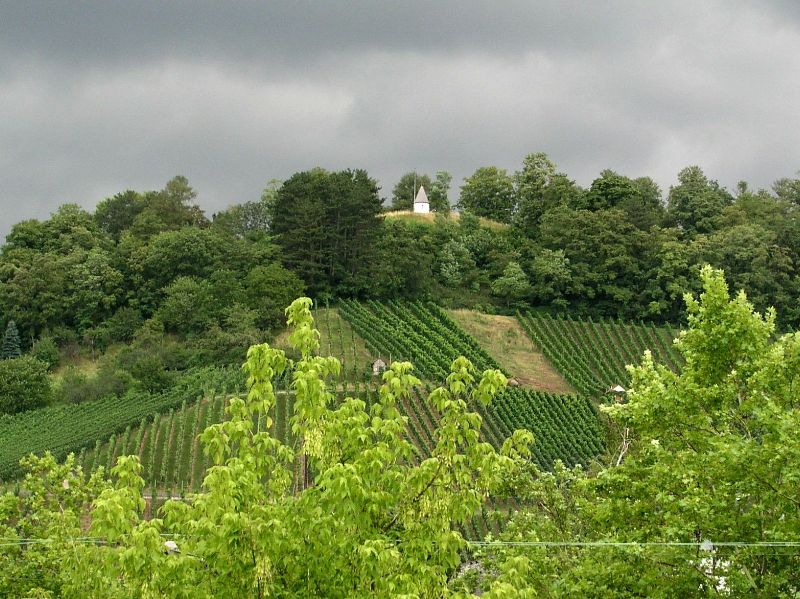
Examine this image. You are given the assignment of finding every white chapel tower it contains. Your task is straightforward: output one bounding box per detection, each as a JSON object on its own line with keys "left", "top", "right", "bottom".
{"left": 413, "top": 185, "right": 430, "bottom": 214}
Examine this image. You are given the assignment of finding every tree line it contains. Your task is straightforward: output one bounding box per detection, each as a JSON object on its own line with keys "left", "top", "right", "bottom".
{"left": 391, "top": 156, "right": 800, "bottom": 328}
{"left": 1, "top": 157, "right": 800, "bottom": 414}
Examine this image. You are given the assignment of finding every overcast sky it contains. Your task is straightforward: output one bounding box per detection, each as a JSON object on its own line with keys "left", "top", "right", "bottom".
{"left": 2, "top": 1, "right": 800, "bottom": 241}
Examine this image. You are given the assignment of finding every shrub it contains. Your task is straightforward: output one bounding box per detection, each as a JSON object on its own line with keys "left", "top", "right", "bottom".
{"left": 30, "top": 336, "right": 60, "bottom": 371}
{"left": 53, "top": 367, "right": 91, "bottom": 404}
{"left": 104, "top": 307, "right": 143, "bottom": 343}
{"left": 0, "top": 356, "right": 52, "bottom": 414}
{"left": 53, "top": 362, "right": 134, "bottom": 405}
{"left": 130, "top": 355, "right": 173, "bottom": 393}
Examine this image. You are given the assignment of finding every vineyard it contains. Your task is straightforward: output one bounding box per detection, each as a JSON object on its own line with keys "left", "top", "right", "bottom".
{"left": 336, "top": 301, "right": 605, "bottom": 467}
{"left": 73, "top": 390, "right": 297, "bottom": 513}
{"left": 76, "top": 380, "right": 603, "bottom": 507}
{"left": 400, "top": 384, "right": 603, "bottom": 469}
{"left": 0, "top": 366, "right": 244, "bottom": 482}
{"left": 1, "top": 304, "right": 625, "bottom": 492}
{"left": 337, "top": 300, "right": 502, "bottom": 380}
{"left": 517, "top": 312, "right": 682, "bottom": 397}
{"left": 71, "top": 380, "right": 513, "bottom": 538}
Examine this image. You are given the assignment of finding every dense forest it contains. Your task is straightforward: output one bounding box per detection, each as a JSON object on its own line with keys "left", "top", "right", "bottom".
{"left": 4, "top": 154, "right": 800, "bottom": 346}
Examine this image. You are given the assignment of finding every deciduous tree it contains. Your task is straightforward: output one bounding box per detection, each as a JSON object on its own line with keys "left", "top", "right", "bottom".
{"left": 458, "top": 166, "right": 516, "bottom": 223}
{"left": 391, "top": 171, "right": 432, "bottom": 210}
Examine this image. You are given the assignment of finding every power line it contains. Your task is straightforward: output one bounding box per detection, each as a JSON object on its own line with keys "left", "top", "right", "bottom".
{"left": 467, "top": 541, "right": 800, "bottom": 548}
{"left": 3, "top": 537, "right": 800, "bottom": 549}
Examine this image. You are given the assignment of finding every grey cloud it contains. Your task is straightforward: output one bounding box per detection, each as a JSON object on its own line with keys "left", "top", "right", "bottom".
{"left": 0, "top": 1, "right": 733, "bottom": 71}
{"left": 2, "top": 1, "right": 800, "bottom": 240}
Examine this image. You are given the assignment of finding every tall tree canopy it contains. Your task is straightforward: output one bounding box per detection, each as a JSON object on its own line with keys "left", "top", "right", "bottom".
{"left": 271, "top": 168, "right": 383, "bottom": 296}
{"left": 667, "top": 166, "right": 733, "bottom": 234}
{"left": 428, "top": 170, "right": 453, "bottom": 213}
{"left": 458, "top": 166, "right": 516, "bottom": 223}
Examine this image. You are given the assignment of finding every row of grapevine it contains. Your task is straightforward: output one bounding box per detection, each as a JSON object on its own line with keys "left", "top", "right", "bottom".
{"left": 393, "top": 383, "right": 602, "bottom": 469}
{"left": 336, "top": 301, "right": 606, "bottom": 469}
{"left": 79, "top": 390, "right": 301, "bottom": 505}
{"left": 78, "top": 380, "right": 405, "bottom": 499}
{"left": 488, "top": 389, "right": 605, "bottom": 468}
{"left": 312, "top": 306, "right": 371, "bottom": 382}
{"left": 0, "top": 366, "right": 245, "bottom": 481}
{"left": 517, "top": 312, "right": 681, "bottom": 397}
{"left": 337, "top": 300, "right": 502, "bottom": 381}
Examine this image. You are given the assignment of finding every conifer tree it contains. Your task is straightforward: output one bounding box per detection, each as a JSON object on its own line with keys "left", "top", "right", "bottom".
{"left": 1, "top": 320, "right": 22, "bottom": 359}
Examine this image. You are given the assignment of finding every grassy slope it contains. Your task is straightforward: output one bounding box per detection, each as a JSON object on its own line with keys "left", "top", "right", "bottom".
{"left": 447, "top": 309, "right": 574, "bottom": 394}
{"left": 383, "top": 210, "right": 509, "bottom": 232}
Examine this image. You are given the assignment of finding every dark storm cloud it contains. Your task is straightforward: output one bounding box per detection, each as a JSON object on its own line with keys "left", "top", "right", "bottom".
{"left": 0, "top": 2, "right": 677, "bottom": 68}
{"left": 1, "top": 1, "right": 800, "bottom": 239}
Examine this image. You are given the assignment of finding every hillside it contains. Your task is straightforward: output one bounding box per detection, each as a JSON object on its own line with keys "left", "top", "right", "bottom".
{"left": 383, "top": 209, "right": 509, "bottom": 231}
{"left": 446, "top": 309, "right": 573, "bottom": 394}
{"left": 0, "top": 303, "right": 692, "bottom": 490}
{"left": 517, "top": 312, "right": 682, "bottom": 397}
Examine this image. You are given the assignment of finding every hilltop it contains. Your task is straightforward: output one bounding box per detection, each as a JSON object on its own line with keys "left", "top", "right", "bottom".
{"left": 382, "top": 209, "right": 510, "bottom": 232}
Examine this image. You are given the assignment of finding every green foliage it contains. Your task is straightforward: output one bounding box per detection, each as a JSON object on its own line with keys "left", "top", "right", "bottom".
{"left": 480, "top": 267, "right": 800, "bottom": 596}
{"left": 391, "top": 170, "right": 433, "bottom": 210}
{"left": 0, "top": 366, "right": 243, "bottom": 481}
{"left": 189, "top": 305, "right": 264, "bottom": 366}
{"left": 527, "top": 248, "right": 571, "bottom": 306}
{"left": 0, "top": 298, "right": 532, "bottom": 596}
{"left": 129, "top": 355, "right": 174, "bottom": 393}
{"left": 458, "top": 166, "right": 516, "bottom": 223}
{"left": 487, "top": 388, "right": 604, "bottom": 468}
{"left": 370, "top": 219, "right": 436, "bottom": 297}
{"left": 429, "top": 170, "right": 453, "bottom": 213}
{"left": 156, "top": 276, "right": 218, "bottom": 335}
{"left": 244, "top": 263, "right": 305, "bottom": 329}
{"left": 0, "top": 356, "right": 51, "bottom": 415}
{"left": 29, "top": 336, "right": 60, "bottom": 370}
{"left": 513, "top": 152, "right": 575, "bottom": 235}
{"left": 211, "top": 184, "right": 274, "bottom": 237}
{"left": 338, "top": 299, "right": 502, "bottom": 380}
{"left": 538, "top": 206, "right": 646, "bottom": 314}
{"left": 1, "top": 320, "right": 22, "bottom": 359}
{"left": 667, "top": 165, "right": 733, "bottom": 234}
{"left": 490, "top": 261, "right": 532, "bottom": 307}
{"left": 772, "top": 171, "right": 800, "bottom": 205}
{"left": 94, "top": 190, "right": 146, "bottom": 240}
{"left": 53, "top": 363, "right": 133, "bottom": 405}
{"left": 517, "top": 311, "right": 681, "bottom": 397}
{"left": 102, "top": 307, "right": 143, "bottom": 343}
{"left": 271, "top": 168, "right": 383, "bottom": 296}
{"left": 0, "top": 453, "right": 109, "bottom": 597}
{"left": 440, "top": 240, "right": 479, "bottom": 289}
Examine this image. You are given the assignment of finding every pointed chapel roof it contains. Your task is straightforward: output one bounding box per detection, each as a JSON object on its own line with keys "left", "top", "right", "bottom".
{"left": 414, "top": 185, "right": 429, "bottom": 204}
